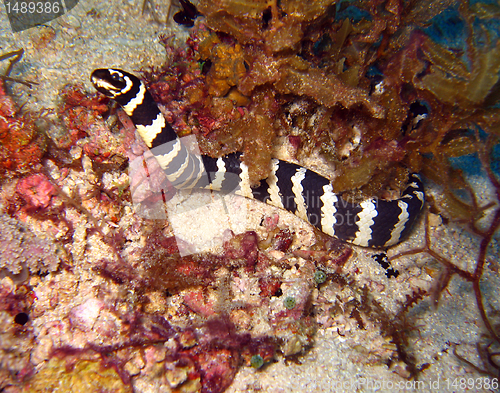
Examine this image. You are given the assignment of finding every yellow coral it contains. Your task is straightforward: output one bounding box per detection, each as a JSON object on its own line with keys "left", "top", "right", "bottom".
{"left": 25, "top": 358, "right": 132, "bottom": 393}
{"left": 198, "top": 34, "right": 247, "bottom": 96}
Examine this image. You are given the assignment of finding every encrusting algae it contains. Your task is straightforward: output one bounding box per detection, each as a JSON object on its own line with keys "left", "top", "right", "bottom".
{"left": 25, "top": 358, "right": 132, "bottom": 393}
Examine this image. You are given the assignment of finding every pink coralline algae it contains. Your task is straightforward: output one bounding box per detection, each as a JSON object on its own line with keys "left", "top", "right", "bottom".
{"left": 15, "top": 173, "right": 57, "bottom": 210}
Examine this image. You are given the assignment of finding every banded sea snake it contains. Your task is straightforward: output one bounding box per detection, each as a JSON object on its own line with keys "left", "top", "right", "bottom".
{"left": 91, "top": 68, "right": 425, "bottom": 248}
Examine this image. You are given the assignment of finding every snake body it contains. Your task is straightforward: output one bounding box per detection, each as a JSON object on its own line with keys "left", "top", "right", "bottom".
{"left": 91, "top": 68, "right": 424, "bottom": 248}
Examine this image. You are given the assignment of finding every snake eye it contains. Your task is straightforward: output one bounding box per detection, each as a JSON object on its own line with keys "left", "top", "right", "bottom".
{"left": 108, "top": 69, "right": 125, "bottom": 84}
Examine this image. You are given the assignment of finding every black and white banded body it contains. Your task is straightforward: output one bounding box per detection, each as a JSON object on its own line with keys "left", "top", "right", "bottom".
{"left": 91, "top": 68, "right": 425, "bottom": 248}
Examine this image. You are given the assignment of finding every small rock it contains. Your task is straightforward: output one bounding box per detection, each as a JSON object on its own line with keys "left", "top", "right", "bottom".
{"left": 165, "top": 366, "right": 188, "bottom": 388}
{"left": 69, "top": 298, "right": 104, "bottom": 332}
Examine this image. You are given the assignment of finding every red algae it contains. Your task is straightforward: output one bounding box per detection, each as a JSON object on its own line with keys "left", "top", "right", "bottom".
{"left": 0, "top": 79, "right": 46, "bottom": 177}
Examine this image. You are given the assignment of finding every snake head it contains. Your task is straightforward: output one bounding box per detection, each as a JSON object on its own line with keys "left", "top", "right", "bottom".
{"left": 91, "top": 68, "right": 136, "bottom": 99}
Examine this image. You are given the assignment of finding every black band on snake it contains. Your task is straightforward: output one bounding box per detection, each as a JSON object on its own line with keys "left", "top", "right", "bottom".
{"left": 91, "top": 68, "right": 425, "bottom": 248}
